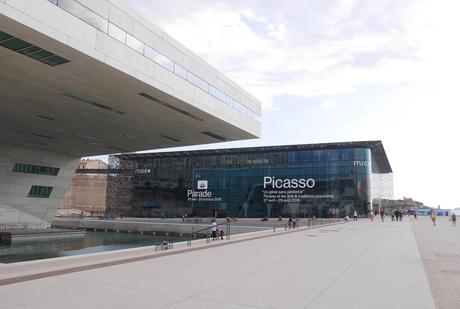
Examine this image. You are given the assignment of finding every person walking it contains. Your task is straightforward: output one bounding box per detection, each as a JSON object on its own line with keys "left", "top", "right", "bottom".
{"left": 380, "top": 209, "right": 385, "bottom": 222}
{"left": 288, "top": 217, "right": 292, "bottom": 229}
{"left": 292, "top": 218, "right": 296, "bottom": 229}
{"left": 414, "top": 211, "right": 417, "bottom": 220}
{"left": 451, "top": 212, "right": 456, "bottom": 227}
{"left": 211, "top": 220, "right": 218, "bottom": 240}
{"left": 431, "top": 210, "right": 437, "bottom": 226}
{"left": 353, "top": 210, "right": 358, "bottom": 221}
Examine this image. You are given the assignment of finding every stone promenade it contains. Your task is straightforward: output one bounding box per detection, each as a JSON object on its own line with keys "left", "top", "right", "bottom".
{"left": 0, "top": 219, "right": 436, "bottom": 309}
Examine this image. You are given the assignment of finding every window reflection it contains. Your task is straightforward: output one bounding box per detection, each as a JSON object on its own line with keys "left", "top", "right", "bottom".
{"left": 186, "top": 71, "right": 209, "bottom": 92}
{"left": 174, "top": 63, "right": 187, "bottom": 79}
{"left": 108, "top": 22, "right": 126, "bottom": 43}
{"left": 58, "top": 0, "right": 108, "bottom": 33}
{"left": 126, "top": 33, "right": 144, "bottom": 54}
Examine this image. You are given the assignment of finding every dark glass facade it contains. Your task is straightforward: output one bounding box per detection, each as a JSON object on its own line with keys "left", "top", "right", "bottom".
{"left": 107, "top": 142, "right": 391, "bottom": 218}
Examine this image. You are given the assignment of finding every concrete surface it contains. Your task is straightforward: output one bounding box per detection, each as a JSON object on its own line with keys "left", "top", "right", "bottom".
{"left": 0, "top": 220, "right": 435, "bottom": 309}
{"left": 411, "top": 216, "right": 460, "bottom": 309}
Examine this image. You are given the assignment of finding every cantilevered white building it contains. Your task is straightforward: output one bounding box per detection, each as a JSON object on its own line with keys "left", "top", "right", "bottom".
{"left": 0, "top": 0, "right": 261, "bottom": 228}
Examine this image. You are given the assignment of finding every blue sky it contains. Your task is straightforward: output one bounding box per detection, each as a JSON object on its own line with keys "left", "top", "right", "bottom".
{"left": 91, "top": 0, "right": 460, "bottom": 208}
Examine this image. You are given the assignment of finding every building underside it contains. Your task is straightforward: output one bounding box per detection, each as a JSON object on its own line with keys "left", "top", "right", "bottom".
{"left": 0, "top": 0, "right": 260, "bottom": 228}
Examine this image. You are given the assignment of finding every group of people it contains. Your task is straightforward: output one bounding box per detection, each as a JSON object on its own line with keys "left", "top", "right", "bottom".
{"left": 288, "top": 217, "right": 297, "bottom": 229}
{"left": 429, "top": 210, "right": 457, "bottom": 227}
{"left": 391, "top": 209, "right": 404, "bottom": 222}
{"left": 366, "top": 208, "right": 457, "bottom": 227}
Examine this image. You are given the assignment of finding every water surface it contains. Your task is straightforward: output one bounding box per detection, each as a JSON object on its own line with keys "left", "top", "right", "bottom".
{"left": 0, "top": 231, "right": 189, "bottom": 263}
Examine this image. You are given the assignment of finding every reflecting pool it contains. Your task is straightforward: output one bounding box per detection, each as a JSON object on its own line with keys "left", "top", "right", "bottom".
{"left": 0, "top": 231, "right": 190, "bottom": 263}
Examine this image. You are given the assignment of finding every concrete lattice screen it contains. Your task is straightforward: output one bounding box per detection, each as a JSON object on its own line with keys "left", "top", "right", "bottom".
{"left": 105, "top": 155, "right": 134, "bottom": 218}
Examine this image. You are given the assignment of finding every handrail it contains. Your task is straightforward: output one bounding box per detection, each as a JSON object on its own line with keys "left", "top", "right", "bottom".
{"left": 161, "top": 217, "right": 344, "bottom": 249}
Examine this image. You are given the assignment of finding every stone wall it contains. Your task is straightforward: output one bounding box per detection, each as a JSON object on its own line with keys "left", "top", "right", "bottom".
{"left": 59, "top": 173, "right": 108, "bottom": 214}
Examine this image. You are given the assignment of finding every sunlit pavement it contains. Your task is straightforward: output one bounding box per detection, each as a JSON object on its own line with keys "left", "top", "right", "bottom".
{"left": 411, "top": 216, "right": 460, "bottom": 309}
{"left": 0, "top": 219, "right": 435, "bottom": 309}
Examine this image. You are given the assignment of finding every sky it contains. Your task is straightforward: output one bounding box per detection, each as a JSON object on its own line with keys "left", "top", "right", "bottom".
{"left": 92, "top": 0, "right": 460, "bottom": 208}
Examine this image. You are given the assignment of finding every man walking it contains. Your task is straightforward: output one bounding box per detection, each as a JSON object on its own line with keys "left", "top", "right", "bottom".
{"left": 353, "top": 210, "right": 358, "bottom": 221}
{"left": 211, "top": 220, "right": 218, "bottom": 240}
{"left": 451, "top": 212, "right": 456, "bottom": 227}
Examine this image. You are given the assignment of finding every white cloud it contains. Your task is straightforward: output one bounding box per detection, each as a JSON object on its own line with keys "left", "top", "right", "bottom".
{"left": 124, "top": 0, "right": 449, "bottom": 111}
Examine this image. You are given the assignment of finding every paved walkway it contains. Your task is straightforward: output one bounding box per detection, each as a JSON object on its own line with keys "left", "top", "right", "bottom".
{"left": 0, "top": 220, "right": 435, "bottom": 309}
{"left": 411, "top": 216, "right": 460, "bottom": 308}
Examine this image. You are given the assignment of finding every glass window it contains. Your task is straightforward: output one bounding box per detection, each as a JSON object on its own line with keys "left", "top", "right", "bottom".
{"left": 144, "top": 45, "right": 174, "bottom": 71}
{"left": 126, "top": 33, "right": 144, "bottom": 53}
{"left": 41, "top": 55, "right": 70, "bottom": 66}
{"left": 233, "top": 100, "right": 247, "bottom": 114}
{"left": 28, "top": 186, "right": 53, "bottom": 198}
{"left": 0, "top": 37, "right": 31, "bottom": 51}
{"left": 313, "top": 150, "right": 323, "bottom": 161}
{"left": 327, "top": 150, "right": 339, "bottom": 161}
{"left": 13, "top": 163, "right": 60, "bottom": 176}
{"left": 174, "top": 63, "right": 187, "bottom": 79}
{"left": 27, "top": 49, "right": 54, "bottom": 60}
{"left": 108, "top": 22, "right": 126, "bottom": 43}
{"left": 58, "top": 0, "right": 108, "bottom": 33}
{"left": 186, "top": 71, "right": 209, "bottom": 92}
{"left": 0, "top": 31, "right": 13, "bottom": 42}
{"left": 209, "top": 85, "right": 227, "bottom": 102}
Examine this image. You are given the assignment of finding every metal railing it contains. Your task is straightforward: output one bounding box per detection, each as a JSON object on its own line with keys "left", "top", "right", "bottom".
{"left": 151, "top": 217, "right": 343, "bottom": 252}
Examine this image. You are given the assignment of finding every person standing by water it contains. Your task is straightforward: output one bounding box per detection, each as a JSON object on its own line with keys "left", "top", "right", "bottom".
{"left": 353, "top": 210, "right": 358, "bottom": 221}
{"left": 451, "top": 212, "right": 456, "bottom": 227}
{"left": 431, "top": 210, "right": 437, "bottom": 226}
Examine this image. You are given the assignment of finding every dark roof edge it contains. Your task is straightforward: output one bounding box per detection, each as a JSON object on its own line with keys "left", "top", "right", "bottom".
{"left": 115, "top": 140, "right": 392, "bottom": 173}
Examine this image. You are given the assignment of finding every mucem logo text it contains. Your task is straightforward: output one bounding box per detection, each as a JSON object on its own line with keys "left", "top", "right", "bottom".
{"left": 263, "top": 176, "right": 315, "bottom": 189}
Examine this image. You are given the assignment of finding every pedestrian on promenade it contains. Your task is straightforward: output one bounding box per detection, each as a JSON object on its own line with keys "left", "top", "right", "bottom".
{"left": 451, "top": 212, "right": 456, "bottom": 227}
{"left": 431, "top": 210, "right": 437, "bottom": 226}
{"left": 380, "top": 210, "right": 385, "bottom": 222}
{"left": 288, "top": 217, "right": 292, "bottom": 229}
{"left": 353, "top": 210, "right": 358, "bottom": 221}
{"left": 292, "top": 218, "right": 296, "bottom": 229}
{"left": 370, "top": 211, "right": 374, "bottom": 222}
{"left": 414, "top": 211, "right": 417, "bottom": 220}
{"left": 211, "top": 220, "right": 218, "bottom": 240}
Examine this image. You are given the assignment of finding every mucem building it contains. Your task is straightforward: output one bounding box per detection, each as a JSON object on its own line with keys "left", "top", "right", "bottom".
{"left": 106, "top": 141, "right": 393, "bottom": 218}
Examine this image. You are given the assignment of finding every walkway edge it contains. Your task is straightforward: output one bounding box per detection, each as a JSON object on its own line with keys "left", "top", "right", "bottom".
{"left": 0, "top": 221, "right": 346, "bottom": 286}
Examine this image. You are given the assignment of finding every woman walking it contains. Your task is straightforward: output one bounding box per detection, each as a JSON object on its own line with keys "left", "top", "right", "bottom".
{"left": 431, "top": 210, "right": 437, "bottom": 226}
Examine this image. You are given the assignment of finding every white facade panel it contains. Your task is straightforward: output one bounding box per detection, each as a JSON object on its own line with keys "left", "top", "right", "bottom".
{"left": 0, "top": 145, "right": 79, "bottom": 228}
